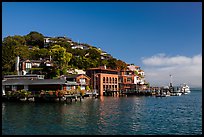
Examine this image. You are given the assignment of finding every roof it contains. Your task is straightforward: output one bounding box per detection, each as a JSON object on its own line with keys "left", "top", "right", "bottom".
{"left": 3, "top": 74, "right": 44, "bottom": 79}
{"left": 20, "top": 60, "right": 42, "bottom": 63}
{"left": 4, "top": 74, "right": 40, "bottom": 77}
{"left": 2, "top": 79, "right": 66, "bottom": 85}
{"left": 66, "top": 81, "right": 79, "bottom": 85}
{"left": 87, "top": 67, "right": 118, "bottom": 72}
{"left": 63, "top": 74, "right": 91, "bottom": 79}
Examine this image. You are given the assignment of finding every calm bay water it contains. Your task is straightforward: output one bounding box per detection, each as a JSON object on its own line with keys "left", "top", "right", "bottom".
{"left": 2, "top": 89, "right": 202, "bottom": 135}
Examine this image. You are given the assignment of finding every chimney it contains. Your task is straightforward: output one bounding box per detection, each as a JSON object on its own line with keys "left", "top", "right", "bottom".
{"left": 15, "top": 56, "right": 20, "bottom": 75}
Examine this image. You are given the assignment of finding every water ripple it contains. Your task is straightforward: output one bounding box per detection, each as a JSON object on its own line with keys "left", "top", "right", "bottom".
{"left": 2, "top": 90, "right": 202, "bottom": 135}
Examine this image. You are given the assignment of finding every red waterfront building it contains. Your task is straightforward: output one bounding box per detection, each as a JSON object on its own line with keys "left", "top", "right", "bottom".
{"left": 86, "top": 66, "right": 119, "bottom": 96}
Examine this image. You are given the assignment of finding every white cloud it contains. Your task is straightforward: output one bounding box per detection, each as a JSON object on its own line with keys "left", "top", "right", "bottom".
{"left": 142, "top": 53, "right": 192, "bottom": 66}
{"left": 141, "top": 53, "right": 202, "bottom": 88}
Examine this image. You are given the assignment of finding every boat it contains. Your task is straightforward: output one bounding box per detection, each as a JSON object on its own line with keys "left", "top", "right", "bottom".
{"left": 156, "top": 94, "right": 167, "bottom": 97}
{"left": 179, "top": 83, "right": 190, "bottom": 94}
{"left": 170, "top": 92, "right": 182, "bottom": 96}
{"left": 155, "top": 91, "right": 169, "bottom": 97}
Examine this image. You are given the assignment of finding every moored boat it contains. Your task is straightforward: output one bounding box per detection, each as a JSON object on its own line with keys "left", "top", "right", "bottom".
{"left": 170, "top": 92, "right": 182, "bottom": 96}
{"left": 156, "top": 94, "right": 167, "bottom": 97}
{"left": 179, "top": 83, "right": 190, "bottom": 94}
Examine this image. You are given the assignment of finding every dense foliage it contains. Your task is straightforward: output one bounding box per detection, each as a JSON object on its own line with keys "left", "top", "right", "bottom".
{"left": 2, "top": 31, "right": 128, "bottom": 77}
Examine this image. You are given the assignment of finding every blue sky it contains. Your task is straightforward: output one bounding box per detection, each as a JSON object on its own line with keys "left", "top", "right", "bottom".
{"left": 2, "top": 2, "right": 202, "bottom": 87}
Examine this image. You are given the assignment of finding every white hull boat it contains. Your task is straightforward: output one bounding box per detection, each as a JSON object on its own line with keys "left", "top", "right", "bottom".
{"left": 179, "top": 83, "right": 190, "bottom": 94}
{"left": 171, "top": 92, "right": 182, "bottom": 96}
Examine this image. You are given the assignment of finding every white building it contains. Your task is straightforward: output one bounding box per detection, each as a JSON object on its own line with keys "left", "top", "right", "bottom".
{"left": 67, "top": 69, "right": 86, "bottom": 75}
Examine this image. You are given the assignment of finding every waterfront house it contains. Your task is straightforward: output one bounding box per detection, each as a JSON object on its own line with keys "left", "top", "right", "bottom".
{"left": 3, "top": 74, "right": 44, "bottom": 80}
{"left": 127, "top": 64, "right": 146, "bottom": 89}
{"left": 86, "top": 66, "right": 119, "bottom": 96}
{"left": 61, "top": 74, "right": 90, "bottom": 90}
{"left": 2, "top": 75, "right": 78, "bottom": 96}
{"left": 118, "top": 69, "right": 136, "bottom": 91}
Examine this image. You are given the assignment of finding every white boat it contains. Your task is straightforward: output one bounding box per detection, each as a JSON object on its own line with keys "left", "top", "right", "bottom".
{"left": 179, "top": 83, "right": 190, "bottom": 94}
{"left": 171, "top": 92, "right": 182, "bottom": 96}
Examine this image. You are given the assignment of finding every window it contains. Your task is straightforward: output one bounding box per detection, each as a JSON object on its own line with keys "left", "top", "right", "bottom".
{"left": 66, "top": 86, "right": 71, "bottom": 90}
{"left": 109, "top": 77, "right": 111, "bottom": 83}
{"left": 127, "top": 78, "right": 132, "bottom": 83}
{"left": 112, "top": 78, "right": 114, "bottom": 83}
{"left": 26, "top": 63, "right": 31, "bottom": 68}
{"left": 80, "top": 78, "right": 86, "bottom": 83}
{"left": 103, "top": 77, "right": 105, "bottom": 83}
{"left": 103, "top": 85, "right": 106, "bottom": 90}
{"left": 115, "top": 78, "right": 117, "bottom": 83}
{"left": 106, "top": 77, "right": 108, "bottom": 83}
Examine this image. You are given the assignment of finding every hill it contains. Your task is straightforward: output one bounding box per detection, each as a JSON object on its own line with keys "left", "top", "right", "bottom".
{"left": 2, "top": 31, "right": 128, "bottom": 78}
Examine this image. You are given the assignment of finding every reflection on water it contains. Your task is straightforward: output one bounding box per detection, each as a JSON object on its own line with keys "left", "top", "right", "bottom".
{"left": 2, "top": 90, "right": 202, "bottom": 135}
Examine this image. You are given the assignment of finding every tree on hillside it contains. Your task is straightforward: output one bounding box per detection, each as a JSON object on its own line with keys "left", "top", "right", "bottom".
{"left": 101, "top": 59, "right": 108, "bottom": 66}
{"left": 116, "top": 60, "right": 127, "bottom": 70}
{"left": 12, "top": 35, "right": 27, "bottom": 45}
{"left": 49, "top": 38, "right": 72, "bottom": 51}
{"left": 2, "top": 44, "right": 16, "bottom": 74}
{"left": 87, "top": 47, "right": 101, "bottom": 60}
{"left": 50, "top": 45, "right": 72, "bottom": 76}
{"left": 71, "top": 48, "right": 86, "bottom": 57}
{"left": 2, "top": 36, "right": 30, "bottom": 74}
{"left": 30, "top": 48, "right": 50, "bottom": 60}
{"left": 24, "top": 31, "right": 44, "bottom": 48}
{"left": 107, "top": 58, "right": 117, "bottom": 70}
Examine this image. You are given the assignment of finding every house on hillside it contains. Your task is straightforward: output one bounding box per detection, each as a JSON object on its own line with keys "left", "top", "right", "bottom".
{"left": 127, "top": 64, "right": 141, "bottom": 72}
{"left": 67, "top": 69, "right": 86, "bottom": 75}
{"left": 44, "top": 36, "right": 73, "bottom": 48}
{"left": 71, "top": 44, "right": 89, "bottom": 50}
{"left": 17, "top": 57, "right": 53, "bottom": 75}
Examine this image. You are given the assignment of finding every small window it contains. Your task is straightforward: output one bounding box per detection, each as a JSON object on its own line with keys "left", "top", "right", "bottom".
{"left": 103, "top": 77, "right": 105, "bottom": 83}
{"left": 115, "top": 78, "right": 117, "bottom": 83}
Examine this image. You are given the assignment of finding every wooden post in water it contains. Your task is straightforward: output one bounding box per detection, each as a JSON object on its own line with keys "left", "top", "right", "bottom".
{"left": 75, "top": 96, "right": 77, "bottom": 102}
